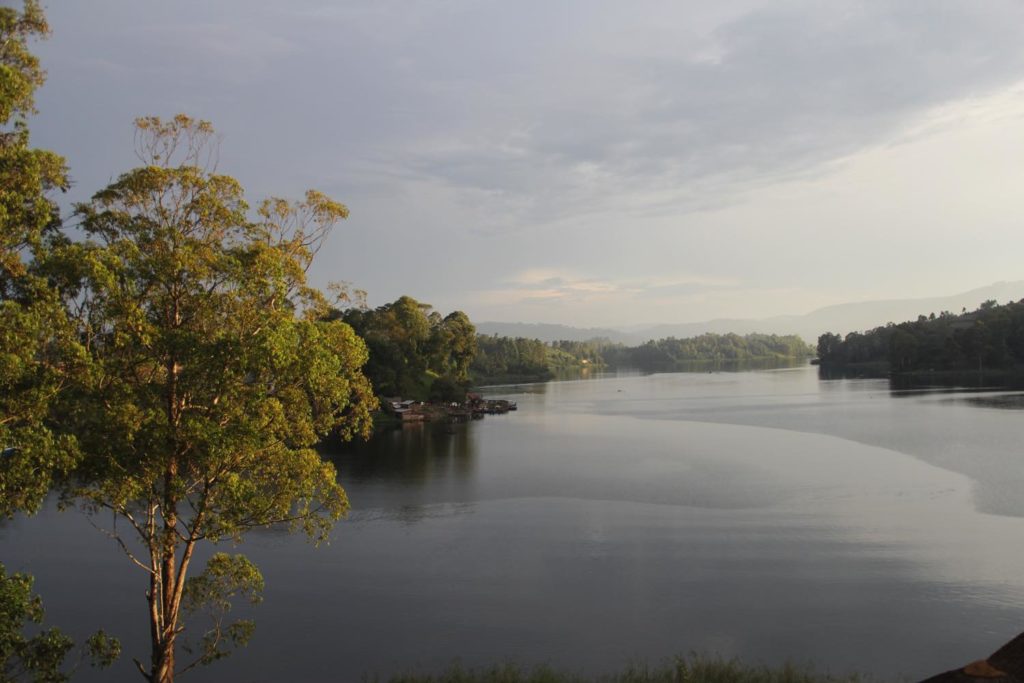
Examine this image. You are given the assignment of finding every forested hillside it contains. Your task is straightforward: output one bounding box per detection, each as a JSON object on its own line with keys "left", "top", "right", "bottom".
{"left": 604, "top": 333, "right": 813, "bottom": 371}
{"left": 332, "top": 301, "right": 816, "bottom": 392}
{"left": 333, "top": 296, "right": 476, "bottom": 399}
{"left": 816, "top": 299, "right": 1024, "bottom": 372}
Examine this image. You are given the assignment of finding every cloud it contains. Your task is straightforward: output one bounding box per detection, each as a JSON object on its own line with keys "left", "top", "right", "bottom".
{"left": 31, "top": 0, "right": 1024, "bottom": 327}
{"left": 476, "top": 271, "right": 620, "bottom": 305}
{"left": 44, "top": 0, "right": 1024, "bottom": 223}
{"left": 474, "top": 270, "right": 739, "bottom": 309}
{"left": 463, "top": 267, "right": 839, "bottom": 326}
{"left": 331, "top": 0, "right": 1024, "bottom": 228}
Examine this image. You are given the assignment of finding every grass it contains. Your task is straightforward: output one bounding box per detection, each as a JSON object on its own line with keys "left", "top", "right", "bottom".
{"left": 369, "top": 655, "right": 881, "bottom": 683}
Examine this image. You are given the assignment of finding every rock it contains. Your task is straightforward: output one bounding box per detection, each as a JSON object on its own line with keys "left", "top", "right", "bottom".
{"left": 920, "top": 632, "right": 1024, "bottom": 682}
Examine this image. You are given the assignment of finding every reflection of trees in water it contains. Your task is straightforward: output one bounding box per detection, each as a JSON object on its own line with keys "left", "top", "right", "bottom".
{"left": 817, "top": 365, "right": 889, "bottom": 381}
{"left": 817, "top": 365, "right": 1024, "bottom": 397}
{"left": 889, "top": 371, "right": 1024, "bottom": 392}
{"left": 959, "top": 394, "right": 1024, "bottom": 410}
{"left": 322, "top": 421, "right": 477, "bottom": 484}
{"left": 548, "top": 367, "right": 651, "bottom": 382}
{"left": 670, "top": 357, "right": 807, "bottom": 373}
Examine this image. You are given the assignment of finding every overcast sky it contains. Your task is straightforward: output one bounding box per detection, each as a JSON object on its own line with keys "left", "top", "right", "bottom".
{"left": 26, "top": 0, "right": 1024, "bottom": 326}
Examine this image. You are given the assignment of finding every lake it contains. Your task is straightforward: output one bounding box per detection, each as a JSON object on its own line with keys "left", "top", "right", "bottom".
{"left": 5, "top": 365, "right": 1024, "bottom": 681}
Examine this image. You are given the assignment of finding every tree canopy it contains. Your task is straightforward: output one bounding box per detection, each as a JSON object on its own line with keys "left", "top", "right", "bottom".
{"left": 599, "top": 333, "right": 813, "bottom": 372}
{"left": 55, "top": 114, "right": 375, "bottom": 682}
{"left": 0, "top": 4, "right": 121, "bottom": 681}
{"left": 816, "top": 299, "right": 1024, "bottom": 373}
{"left": 0, "top": 0, "right": 76, "bottom": 519}
{"left": 337, "top": 296, "right": 476, "bottom": 398}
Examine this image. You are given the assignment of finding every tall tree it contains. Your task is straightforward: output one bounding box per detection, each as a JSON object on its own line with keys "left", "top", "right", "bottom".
{"left": 0, "top": 4, "right": 72, "bottom": 680}
{"left": 59, "top": 115, "right": 375, "bottom": 682}
{"left": 0, "top": 0, "right": 76, "bottom": 517}
{"left": 433, "top": 311, "right": 476, "bottom": 382}
{"left": 339, "top": 295, "right": 438, "bottom": 397}
{"left": 0, "top": 4, "right": 122, "bottom": 681}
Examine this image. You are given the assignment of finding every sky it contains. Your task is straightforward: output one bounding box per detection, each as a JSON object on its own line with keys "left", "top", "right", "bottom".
{"left": 25, "top": 0, "right": 1024, "bottom": 327}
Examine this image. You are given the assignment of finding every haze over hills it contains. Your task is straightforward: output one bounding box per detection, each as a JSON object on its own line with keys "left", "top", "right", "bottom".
{"left": 476, "top": 281, "right": 1024, "bottom": 345}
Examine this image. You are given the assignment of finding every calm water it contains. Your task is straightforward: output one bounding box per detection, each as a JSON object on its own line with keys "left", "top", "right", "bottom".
{"left": 6, "top": 366, "right": 1024, "bottom": 681}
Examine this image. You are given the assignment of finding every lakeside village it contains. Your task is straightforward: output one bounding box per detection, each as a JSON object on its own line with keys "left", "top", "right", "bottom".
{"left": 382, "top": 393, "right": 518, "bottom": 423}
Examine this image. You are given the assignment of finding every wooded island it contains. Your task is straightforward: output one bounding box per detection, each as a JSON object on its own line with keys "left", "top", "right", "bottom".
{"left": 816, "top": 299, "right": 1024, "bottom": 377}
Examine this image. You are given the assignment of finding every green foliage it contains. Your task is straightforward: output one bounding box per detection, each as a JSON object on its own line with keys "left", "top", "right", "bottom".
{"left": 0, "top": 5, "right": 119, "bottom": 680}
{"left": 0, "top": 0, "right": 76, "bottom": 519}
{"left": 0, "top": 564, "right": 119, "bottom": 683}
{"left": 547, "top": 339, "right": 607, "bottom": 367}
{"left": 0, "top": 564, "right": 72, "bottom": 683}
{"left": 435, "top": 311, "right": 477, "bottom": 382}
{"left": 83, "top": 633, "right": 120, "bottom": 672}
{"left": 429, "top": 376, "right": 468, "bottom": 403}
{"left": 180, "top": 554, "right": 262, "bottom": 672}
{"left": 601, "top": 334, "right": 813, "bottom": 372}
{"left": 544, "top": 346, "right": 583, "bottom": 370}
{"left": 470, "top": 332, "right": 811, "bottom": 383}
{"left": 0, "top": 0, "right": 67, "bottom": 276}
{"left": 54, "top": 115, "right": 375, "bottom": 682}
{"left": 0, "top": 272, "right": 82, "bottom": 518}
{"left": 816, "top": 299, "right": 1024, "bottom": 373}
{"left": 0, "top": 1, "right": 48, "bottom": 125}
{"left": 338, "top": 297, "right": 476, "bottom": 398}
{"left": 470, "top": 335, "right": 553, "bottom": 383}
{"left": 470, "top": 336, "right": 614, "bottom": 384}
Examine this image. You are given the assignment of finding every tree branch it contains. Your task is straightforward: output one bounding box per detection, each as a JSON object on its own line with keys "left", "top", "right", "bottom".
{"left": 83, "top": 514, "right": 154, "bottom": 575}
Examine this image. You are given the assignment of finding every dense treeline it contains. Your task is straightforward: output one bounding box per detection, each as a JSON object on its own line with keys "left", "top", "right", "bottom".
{"left": 470, "top": 335, "right": 556, "bottom": 383}
{"left": 330, "top": 305, "right": 608, "bottom": 392}
{"left": 816, "top": 299, "right": 1024, "bottom": 372}
{"left": 548, "top": 339, "right": 609, "bottom": 364}
{"left": 333, "top": 296, "right": 476, "bottom": 399}
{"left": 471, "top": 336, "right": 618, "bottom": 383}
{"left": 602, "top": 333, "right": 813, "bottom": 371}
{"left": 466, "top": 333, "right": 812, "bottom": 384}
{"left": 348, "top": 321, "right": 818, "bottom": 390}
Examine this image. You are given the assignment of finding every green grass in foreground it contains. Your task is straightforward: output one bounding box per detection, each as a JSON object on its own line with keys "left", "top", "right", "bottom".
{"left": 371, "top": 655, "right": 884, "bottom": 683}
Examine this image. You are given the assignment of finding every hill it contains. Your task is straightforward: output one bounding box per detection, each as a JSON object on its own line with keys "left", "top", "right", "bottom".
{"left": 476, "top": 281, "right": 1024, "bottom": 344}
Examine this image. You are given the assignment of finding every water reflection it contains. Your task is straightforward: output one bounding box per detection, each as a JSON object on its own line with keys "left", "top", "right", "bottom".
{"left": 550, "top": 366, "right": 659, "bottom": 382}
{"left": 7, "top": 365, "right": 1024, "bottom": 682}
{"left": 816, "top": 366, "right": 888, "bottom": 381}
{"left": 489, "top": 361, "right": 810, "bottom": 394}
{"left": 481, "top": 367, "right": 648, "bottom": 389}
{"left": 889, "top": 371, "right": 1024, "bottom": 392}
{"left": 561, "top": 358, "right": 809, "bottom": 380}
{"left": 324, "top": 421, "right": 477, "bottom": 485}
{"left": 956, "top": 393, "right": 1024, "bottom": 410}
{"left": 819, "top": 365, "right": 1024, "bottom": 392}
{"left": 666, "top": 357, "right": 809, "bottom": 373}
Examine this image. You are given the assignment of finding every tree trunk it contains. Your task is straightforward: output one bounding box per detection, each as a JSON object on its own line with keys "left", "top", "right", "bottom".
{"left": 151, "top": 345, "right": 182, "bottom": 683}
{"left": 150, "top": 636, "right": 175, "bottom": 683}
{"left": 146, "top": 517, "right": 180, "bottom": 682}
{"left": 144, "top": 495, "right": 193, "bottom": 683}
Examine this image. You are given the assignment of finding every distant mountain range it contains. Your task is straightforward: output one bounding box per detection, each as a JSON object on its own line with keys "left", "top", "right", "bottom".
{"left": 476, "top": 281, "right": 1024, "bottom": 345}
